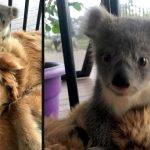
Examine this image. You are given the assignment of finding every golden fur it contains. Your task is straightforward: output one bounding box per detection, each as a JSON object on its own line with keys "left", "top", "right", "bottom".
{"left": 45, "top": 102, "right": 150, "bottom": 149}
{"left": 44, "top": 102, "right": 89, "bottom": 150}
{"left": 0, "top": 31, "right": 41, "bottom": 149}
{"left": 45, "top": 118, "right": 84, "bottom": 150}
{"left": 113, "top": 105, "right": 150, "bottom": 150}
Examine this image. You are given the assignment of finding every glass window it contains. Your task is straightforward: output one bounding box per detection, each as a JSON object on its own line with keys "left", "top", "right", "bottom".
{"left": 119, "top": 0, "right": 150, "bottom": 17}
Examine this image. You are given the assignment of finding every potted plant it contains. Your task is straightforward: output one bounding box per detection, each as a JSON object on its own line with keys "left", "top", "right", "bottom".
{"left": 44, "top": 62, "right": 65, "bottom": 118}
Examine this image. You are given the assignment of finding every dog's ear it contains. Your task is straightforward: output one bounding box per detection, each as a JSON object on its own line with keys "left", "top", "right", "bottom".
{"left": 1, "top": 72, "right": 19, "bottom": 100}
{"left": 0, "top": 53, "right": 27, "bottom": 100}
{"left": 0, "top": 53, "right": 27, "bottom": 71}
{"left": 84, "top": 6, "right": 115, "bottom": 39}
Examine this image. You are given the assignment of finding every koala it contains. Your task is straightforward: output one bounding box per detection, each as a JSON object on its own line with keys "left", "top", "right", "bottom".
{"left": 0, "top": 4, "right": 18, "bottom": 40}
{"left": 45, "top": 6, "right": 150, "bottom": 150}
{"left": 83, "top": 6, "right": 150, "bottom": 149}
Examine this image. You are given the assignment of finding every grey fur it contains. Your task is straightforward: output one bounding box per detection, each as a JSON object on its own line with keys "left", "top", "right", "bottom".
{"left": 0, "top": 4, "right": 18, "bottom": 39}
{"left": 84, "top": 6, "right": 150, "bottom": 149}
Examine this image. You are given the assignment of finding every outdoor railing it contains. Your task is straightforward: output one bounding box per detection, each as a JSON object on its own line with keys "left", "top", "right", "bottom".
{"left": 7, "top": 0, "right": 42, "bottom": 31}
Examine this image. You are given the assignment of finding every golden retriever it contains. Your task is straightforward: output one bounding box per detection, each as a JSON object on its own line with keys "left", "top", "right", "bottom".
{"left": 0, "top": 31, "right": 41, "bottom": 150}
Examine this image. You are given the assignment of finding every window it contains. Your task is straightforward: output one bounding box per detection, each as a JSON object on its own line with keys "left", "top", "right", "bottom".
{"left": 119, "top": 0, "right": 150, "bottom": 18}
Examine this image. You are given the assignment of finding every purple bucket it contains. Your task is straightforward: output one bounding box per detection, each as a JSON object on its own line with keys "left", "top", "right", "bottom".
{"left": 44, "top": 62, "right": 65, "bottom": 118}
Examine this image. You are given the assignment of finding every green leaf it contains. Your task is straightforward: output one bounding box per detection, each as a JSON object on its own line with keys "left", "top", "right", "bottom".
{"left": 69, "top": 2, "right": 83, "bottom": 11}
{"left": 51, "top": 21, "right": 60, "bottom": 34}
{"left": 45, "top": 24, "right": 51, "bottom": 32}
{"left": 45, "top": 5, "right": 57, "bottom": 16}
{"left": 51, "top": 5, "right": 57, "bottom": 14}
{"left": 45, "top": 0, "right": 83, "bottom": 34}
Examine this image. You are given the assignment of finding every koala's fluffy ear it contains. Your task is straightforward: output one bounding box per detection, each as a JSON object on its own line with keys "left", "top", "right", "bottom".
{"left": 10, "top": 7, "right": 18, "bottom": 20}
{"left": 84, "top": 6, "right": 115, "bottom": 39}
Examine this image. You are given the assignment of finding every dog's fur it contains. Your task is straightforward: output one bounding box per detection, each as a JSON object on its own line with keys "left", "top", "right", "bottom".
{"left": 45, "top": 103, "right": 150, "bottom": 150}
{"left": 0, "top": 31, "right": 41, "bottom": 149}
{"left": 45, "top": 102, "right": 89, "bottom": 150}
{"left": 113, "top": 105, "right": 150, "bottom": 150}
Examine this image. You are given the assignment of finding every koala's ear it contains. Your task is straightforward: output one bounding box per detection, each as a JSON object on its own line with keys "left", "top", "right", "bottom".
{"left": 10, "top": 7, "right": 18, "bottom": 19}
{"left": 84, "top": 6, "right": 115, "bottom": 39}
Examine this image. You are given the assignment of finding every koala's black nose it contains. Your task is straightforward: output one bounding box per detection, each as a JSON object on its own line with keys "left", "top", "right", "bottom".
{"left": 112, "top": 69, "right": 130, "bottom": 88}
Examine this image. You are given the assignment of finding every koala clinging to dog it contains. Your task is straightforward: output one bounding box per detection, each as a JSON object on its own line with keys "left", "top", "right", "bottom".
{"left": 0, "top": 4, "right": 18, "bottom": 40}
{"left": 45, "top": 6, "right": 150, "bottom": 149}
{"left": 83, "top": 6, "right": 150, "bottom": 148}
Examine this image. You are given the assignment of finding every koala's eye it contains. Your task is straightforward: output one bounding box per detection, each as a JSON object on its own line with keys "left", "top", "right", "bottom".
{"left": 102, "top": 54, "right": 112, "bottom": 63}
{"left": 138, "top": 57, "right": 148, "bottom": 67}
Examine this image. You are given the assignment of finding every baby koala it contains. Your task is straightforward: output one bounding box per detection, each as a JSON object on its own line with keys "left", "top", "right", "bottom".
{"left": 113, "top": 105, "right": 150, "bottom": 150}
{"left": 0, "top": 4, "right": 18, "bottom": 40}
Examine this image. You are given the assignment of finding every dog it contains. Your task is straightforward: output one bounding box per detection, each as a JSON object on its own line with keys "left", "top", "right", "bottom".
{"left": 0, "top": 31, "right": 41, "bottom": 149}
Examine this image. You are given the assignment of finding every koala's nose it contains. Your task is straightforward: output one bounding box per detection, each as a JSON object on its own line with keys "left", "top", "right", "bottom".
{"left": 112, "top": 69, "right": 130, "bottom": 88}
